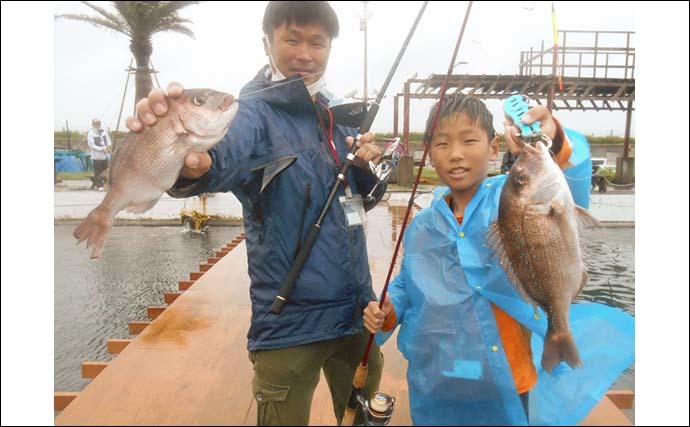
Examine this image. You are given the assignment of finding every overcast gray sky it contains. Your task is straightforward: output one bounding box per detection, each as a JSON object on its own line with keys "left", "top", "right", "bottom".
{"left": 55, "top": 1, "right": 639, "bottom": 136}
{"left": 2, "top": 4, "right": 690, "bottom": 425}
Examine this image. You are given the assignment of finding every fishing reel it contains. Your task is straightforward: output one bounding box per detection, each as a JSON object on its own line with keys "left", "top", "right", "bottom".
{"left": 356, "top": 391, "right": 396, "bottom": 426}
{"left": 366, "top": 138, "right": 405, "bottom": 203}
{"left": 503, "top": 94, "right": 552, "bottom": 150}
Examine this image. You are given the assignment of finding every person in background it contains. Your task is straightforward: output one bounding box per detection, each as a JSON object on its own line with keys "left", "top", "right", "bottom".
{"left": 87, "top": 118, "right": 111, "bottom": 190}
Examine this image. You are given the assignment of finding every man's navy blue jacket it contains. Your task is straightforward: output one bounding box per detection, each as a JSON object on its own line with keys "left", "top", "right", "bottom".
{"left": 170, "top": 66, "right": 383, "bottom": 350}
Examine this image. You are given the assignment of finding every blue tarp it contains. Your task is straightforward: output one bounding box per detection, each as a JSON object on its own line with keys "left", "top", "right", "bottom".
{"left": 54, "top": 154, "right": 86, "bottom": 172}
{"left": 54, "top": 150, "right": 90, "bottom": 172}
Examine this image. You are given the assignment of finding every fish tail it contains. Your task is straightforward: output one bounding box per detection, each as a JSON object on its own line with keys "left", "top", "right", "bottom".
{"left": 542, "top": 329, "right": 582, "bottom": 373}
{"left": 73, "top": 205, "right": 113, "bottom": 259}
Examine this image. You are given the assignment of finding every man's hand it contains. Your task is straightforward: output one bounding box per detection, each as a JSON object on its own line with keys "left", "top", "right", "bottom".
{"left": 503, "top": 105, "right": 557, "bottom": 156}
{"left": 124, "top": 82, "right": 211, "bottom": 179}
{"left": 346, "top": 132, "right": 382, "bottom": 169}
{"left": 125, "top": 82, "right": 184, "bottom": 132}
{"left": 180, "top": 152, "right": 213, "bottom": 179}
{"left": 363, "top": 294, "right": 393, "bottom": 334}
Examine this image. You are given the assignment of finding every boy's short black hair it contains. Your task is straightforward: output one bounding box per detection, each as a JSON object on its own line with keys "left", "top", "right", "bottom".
{"left": 423, "top": 93, "right": 496, "bottom": 144}
{"left": 263, "top": 1, "right": 339, "bottom": 40}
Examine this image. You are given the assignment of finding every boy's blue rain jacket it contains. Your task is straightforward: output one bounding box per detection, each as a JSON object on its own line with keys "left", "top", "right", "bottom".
{"left": 377, "top": 129, "right": 634, "bottom": 425}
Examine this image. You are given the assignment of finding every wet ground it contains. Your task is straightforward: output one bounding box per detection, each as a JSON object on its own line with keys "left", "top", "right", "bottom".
{"left": 55, "top": 199, "right": 634, "bottom": 395}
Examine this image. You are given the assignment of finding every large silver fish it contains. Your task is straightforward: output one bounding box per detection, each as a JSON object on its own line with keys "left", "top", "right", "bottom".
{"left": 74, "top": 89, "right": 238, "bottom": 259}
{"left": 487, "top": 141, "right": 599, "bottom": 372}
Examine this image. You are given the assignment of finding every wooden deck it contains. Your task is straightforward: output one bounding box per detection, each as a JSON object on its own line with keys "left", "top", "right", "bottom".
{"left": 55, "top": 205, "right": 633, "bottom": 425}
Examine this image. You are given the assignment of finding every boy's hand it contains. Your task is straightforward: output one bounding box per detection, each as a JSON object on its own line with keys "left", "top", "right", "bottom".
{"left": 503, "top": 105, "right": 557, "bottom": 156}
{"left": 363, "top": 294, "right": 393, "bottom": 334}
{"left": 346, "top": 132, "right": 382, "bottom": 169}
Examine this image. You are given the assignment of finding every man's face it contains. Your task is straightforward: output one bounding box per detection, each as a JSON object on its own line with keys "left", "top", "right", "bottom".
{"left": 93, "top": 121, "right": 101, "bottom": 129}
{"left": 429, "top": 112, "right": 499, "bottom": 195}
{"left": 265, "top": 21, "right": 331, "bottom": 86}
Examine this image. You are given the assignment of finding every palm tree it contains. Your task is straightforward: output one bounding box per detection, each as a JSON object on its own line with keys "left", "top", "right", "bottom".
{"left": 56, "top": 1, "right": 199, "bottom": 103}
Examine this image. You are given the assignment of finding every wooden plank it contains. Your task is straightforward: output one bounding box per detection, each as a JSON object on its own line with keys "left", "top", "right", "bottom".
{"left": 164, "top": 292, "right": 182, "bottom": 304}
{"left": 207, "top": 257, "right": 221, "bottom": 264}
{"left": 147, "top": 306, "right": 167, "bottom": 320}
{"left": 606, "top": 390, "right": 634, "bottom": 410}
{"left": 56, "top": 242, "right": 255, "bottom": 426}
{"left": 199, "top": 263, "right": 213, "bottom": 272}
{"left": 178, "top": 280, "right": 194, "bottom": 291}
{"left": 107, "top": 339, "right": 132, "bottom": 354}
{"left": 81, "top": 362, "right": 109, "bottom": 379}
{"left": 54, "top": 392, "right": 79, "bottom": 411}
{"left": 190, "top": 272, "right": 204, "bottom": 280}
{"left": 129, "top": 321, "right": 151, "bottom": 335}
{"left": 215, "top": 250, "right": 229, "bottom": 257}
{"left": 579, "top": 395, "right": 633, "bottom": 426}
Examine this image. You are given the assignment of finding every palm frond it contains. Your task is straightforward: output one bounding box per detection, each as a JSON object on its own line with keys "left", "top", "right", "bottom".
{"left": 152, "top": 16, "right": 195, "bottom": 37}
{"left": 157, "top": 23, "right": 195, "bottom": 39}
{"left": 54, "top": 14, "right": 130, "bottom": 36}
{"left": 155, "top": 1, "right": 201, "bottom": 17}
{"left": 80, "top": 1, "right": 128, "bottom": 28}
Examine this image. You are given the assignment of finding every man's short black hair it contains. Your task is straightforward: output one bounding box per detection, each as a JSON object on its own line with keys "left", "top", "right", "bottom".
{"left": 263, "top": 1, "right": 339, "bottom": 40}
{"left": 423, "top": 93, "right": 496, "bottom": 144}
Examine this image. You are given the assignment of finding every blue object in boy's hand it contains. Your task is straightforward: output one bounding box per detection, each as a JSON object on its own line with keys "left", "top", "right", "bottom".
{"left": 503, "top": 94, "right": 542, "bottom": 142}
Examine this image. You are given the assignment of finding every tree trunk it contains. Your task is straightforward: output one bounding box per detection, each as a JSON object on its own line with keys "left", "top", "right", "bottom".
{"left": 130, "top": 37, "right": 153, "bottom": 104}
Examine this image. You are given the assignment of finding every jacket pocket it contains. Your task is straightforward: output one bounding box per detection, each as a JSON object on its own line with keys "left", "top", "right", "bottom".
{"left": 252, "top": 376, "right": 290, "bottom": 426}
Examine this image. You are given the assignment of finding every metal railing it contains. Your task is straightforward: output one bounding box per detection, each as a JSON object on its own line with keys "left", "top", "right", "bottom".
{"left": 519, "top": 30, "right": 635, "bottom": 79}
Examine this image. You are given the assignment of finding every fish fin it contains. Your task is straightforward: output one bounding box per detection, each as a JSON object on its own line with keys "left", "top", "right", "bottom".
{"left": 74, "top": 205, "right": 113, "bottom": 259}
{"left": 575, "top": 205, "right": 600, "bottom": 229}
{"left": 126, "top": 198, "right": 160, "bottom": 214}
{"left": 509, "top": 269, "right": 540, "bottom": 309}
{"left": 542, "top": 329, "right": 582, "bottom": 373}
{"left": 485, "top": 221, "right": 502, "bottom": 252}
{"left": 171, "top": 113, "right": 188, "bottom": 136}
{"left": 549, "top": 200, "right": 581, "bottom": 252}
{"left": 574, "top": 268, "right": 588, "bottom": 299}
{"left": 486, "top": 222, "right": 539, "bottom": 307}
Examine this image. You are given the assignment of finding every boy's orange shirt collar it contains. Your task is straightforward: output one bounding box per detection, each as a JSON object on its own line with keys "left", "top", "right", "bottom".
{"left": 552, "top": 117, "right": 572, "bottom": 168}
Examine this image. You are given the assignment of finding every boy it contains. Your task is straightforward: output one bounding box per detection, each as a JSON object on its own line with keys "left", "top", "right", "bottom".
{"left": 364, "top": 94, "right": 634, "bottom": 425}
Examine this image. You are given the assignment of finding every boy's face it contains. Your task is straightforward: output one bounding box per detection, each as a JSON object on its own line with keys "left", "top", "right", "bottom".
{"left": 429, "top": 112, "right": 499, "bottom": 195}
{"left": 265, "top": 22, "right": 331, "bottom": 86}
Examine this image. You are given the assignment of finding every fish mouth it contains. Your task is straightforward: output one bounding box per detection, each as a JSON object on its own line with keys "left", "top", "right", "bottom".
{"left": 523, "top": 143, "right": 540, "bottom": 155}
{"left": 219, "top": 94, "right": 235, "bottom": 112}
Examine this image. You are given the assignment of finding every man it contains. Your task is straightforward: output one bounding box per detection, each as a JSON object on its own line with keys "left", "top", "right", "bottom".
{"left": 127, "top": 2, "right": 385, "bottom": 425}
{"left": 87, "top": 118, "right": 111, "bottom": 190}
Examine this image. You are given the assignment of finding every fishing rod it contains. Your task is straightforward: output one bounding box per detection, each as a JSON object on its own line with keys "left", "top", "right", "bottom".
{"left": 271, "top": 1, "right": 430, "bottom": 315}
{"left": 341, "top": 2, "right": 475, "bottom": 426}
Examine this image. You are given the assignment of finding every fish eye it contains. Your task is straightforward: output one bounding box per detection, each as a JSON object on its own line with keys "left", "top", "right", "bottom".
{"left": 192, "top": 95, "right": 207, "bottom": 106}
